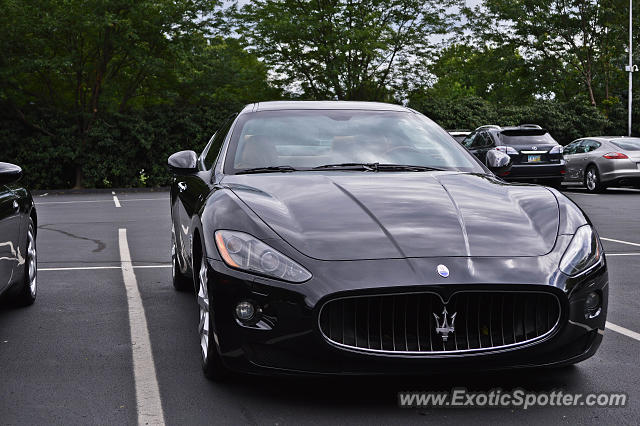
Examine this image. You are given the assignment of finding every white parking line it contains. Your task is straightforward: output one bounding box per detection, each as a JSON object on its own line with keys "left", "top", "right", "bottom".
{"left": 119, "top": 229, "right": 165, "bottom": 426}
{"left": 35, "top": 198, "right": 167, "bottom": 205}
{"left": 606, "top": 253, "right": 640, "bottom": 256}
{"left": 606, "top": 322, "right": 640, "bottom": 342}
{"left": 39, "top": 264, "right": 171, "bottom": 271}
{"left": 601, "top": 237, "right": 640, "bottom": 247}
{"left": 40, "top": 266, "right": 120, "bottom": 271}
{"left": 112, "top": 191, "right": 121, "bottom": 208}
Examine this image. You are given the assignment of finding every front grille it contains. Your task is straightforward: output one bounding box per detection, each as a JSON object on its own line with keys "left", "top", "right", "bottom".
{"left": 318, "top": 291, "right": 560, "bottom": 354}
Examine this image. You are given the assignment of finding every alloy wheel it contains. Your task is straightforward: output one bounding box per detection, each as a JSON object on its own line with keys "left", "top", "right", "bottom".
{"left": 27, "top": 225, "right": 37, "bottom": 297}
{"left": 197, "top": 256, "right": 210, "bottom": 362}
{"left": 586, "top": 169, "right": 597, "bottom": 191}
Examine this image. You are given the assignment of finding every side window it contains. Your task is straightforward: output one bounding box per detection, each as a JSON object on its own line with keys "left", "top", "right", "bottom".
{"left": 564, "top": 141, "right": 579, "bottom": 155}
{"left": 471, "top": 132, "right": 492, "bottom": 148}
{"left": 202, "top": 116, "right": 236, "bottom": 169}
{"left": 482, "top": 133, "right": 495, "bottom": 147}
{"left": 585, "top": 140, "right": 601, "bottom": 152}
{"left": 462, "top": 132, "right": 476, "bottom": 148}
{"left": 470, "top": 132, "right": 483, "bottom": 148}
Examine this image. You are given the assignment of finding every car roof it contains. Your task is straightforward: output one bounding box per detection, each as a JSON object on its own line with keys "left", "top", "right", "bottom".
{"left": 475, "top": 125, "right": 501, "bottom": 131}
{"left": 241, "top": 101, "right": 412, "bottom": 113}
{"left": 585, "top": 136, "right": 640, "bottom": 142}
{"left": 494, "top": 126, "right": 548, "bottom": 132}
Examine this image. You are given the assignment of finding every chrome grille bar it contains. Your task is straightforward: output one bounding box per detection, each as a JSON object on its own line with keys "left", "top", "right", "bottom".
{"left": 318, "top": 291, "right": 561, "bottom": 355}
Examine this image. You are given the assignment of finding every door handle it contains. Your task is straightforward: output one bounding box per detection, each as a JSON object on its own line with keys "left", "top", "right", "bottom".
{"left": 12, "top": 200, "right": 19, "bottom": 211}
{"left": 177, "top": 182, "right": 187, "bottom": 192}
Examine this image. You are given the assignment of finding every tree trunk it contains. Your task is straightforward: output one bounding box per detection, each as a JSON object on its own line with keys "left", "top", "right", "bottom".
{"left": 585, "top": 70, "right": 596, "bottom": 106}
{"left": 73, "top": 164, "right": 83, "bottom": 189}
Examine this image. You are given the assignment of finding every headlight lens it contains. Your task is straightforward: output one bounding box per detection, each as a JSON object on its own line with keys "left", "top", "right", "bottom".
{"left": 214, "top": 230, "right": 312, "bottom": 283}
{"left": 559, "top": 225, "right": 603, "bottom": 276}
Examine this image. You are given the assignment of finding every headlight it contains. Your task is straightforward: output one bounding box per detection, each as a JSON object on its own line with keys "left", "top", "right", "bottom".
{"left": 214, "top": 230, "right": 312, "bottom": 283}
{"left": 559, "top": 225, "right": 603, "bottom": 276}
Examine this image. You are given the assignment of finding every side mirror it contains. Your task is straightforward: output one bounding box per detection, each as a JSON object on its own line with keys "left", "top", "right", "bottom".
{"left": 0, "top": 162, "right": 23, "bottom": 185}
{"left": 168, "top": 150, "right": 198, "bottom": 174}
{"left": 486, "top": 149, "right": 512, "bottom": 176}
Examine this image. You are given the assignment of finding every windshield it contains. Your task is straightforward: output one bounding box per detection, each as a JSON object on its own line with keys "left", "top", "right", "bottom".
{"left": 224, "top": 110, "right": 485, "bottom": 174}
{"left": 610, "top": 138, "right": 640, "bottom": 151}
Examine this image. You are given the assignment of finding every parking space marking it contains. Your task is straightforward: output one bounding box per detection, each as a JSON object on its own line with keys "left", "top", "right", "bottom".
{"left": 119, "top": 228, "right": 165, "bottom": 426}
{"left": 35, "top": 197, "right": 167, "bottom": 206}
{"left": 112, "top": 191, "right": 121, "bottom": 208}
{"left": 606, "top": 322, "right": 640, "bottom": 342}
{"left": 40, "top": 266, "right": 120, "bottom": 271}
{"left": 36, "top": 199, "right": 115, "bottom": 205}
{"left": 117, "top": 198, "right": 168, "bottom": 203}
{"left": 601, "top": 237, "right": 640, "bottom": 247}
{"left": 39, "top": 264, "right": 171, "bottom": 271}
{"left": 606, "top": 253, "right": 640, "bottom": 256}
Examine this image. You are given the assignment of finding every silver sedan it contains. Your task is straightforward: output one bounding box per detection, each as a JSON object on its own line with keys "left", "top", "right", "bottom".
{"left": 563, "top": 137, "right": 640, "bottom": 192}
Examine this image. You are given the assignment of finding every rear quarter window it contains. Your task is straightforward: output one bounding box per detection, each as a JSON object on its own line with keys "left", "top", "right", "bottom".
{"left": 610, "top": 138, "right": 640, "bottom": 151}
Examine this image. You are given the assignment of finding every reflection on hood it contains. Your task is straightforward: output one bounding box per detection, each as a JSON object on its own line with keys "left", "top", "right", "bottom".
{"left": 223, "top": 172, "right": 559, "bottom": 261}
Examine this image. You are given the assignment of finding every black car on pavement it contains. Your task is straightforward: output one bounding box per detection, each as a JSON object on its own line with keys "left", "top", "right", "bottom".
{"left": 0, "top": 162, "right": 38, "bottom": 306}
{"left": 462, "top": 125, "right": 566, "bottom": 187}
{"left": 168, "top": 102, "right": 606, "bottom": 380}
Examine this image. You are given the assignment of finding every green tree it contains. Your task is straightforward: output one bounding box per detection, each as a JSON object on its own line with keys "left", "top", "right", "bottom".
{"left": 471, "top": 0, "right": 630, "bottom": 106}
{"left": 427, "top": 44, "right": 536, "bottom": 105}
{"left": 236, "top": 0, "right": 458, "bottom": 101}
{"left": 0, "top": 0, "right": 220, "bottom": 187}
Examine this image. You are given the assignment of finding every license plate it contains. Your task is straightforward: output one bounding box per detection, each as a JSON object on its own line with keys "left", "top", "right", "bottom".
{"left": 527, "top": 155, "right": 542, "bottom": 163}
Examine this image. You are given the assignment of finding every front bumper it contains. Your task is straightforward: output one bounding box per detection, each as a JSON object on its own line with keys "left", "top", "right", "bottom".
{"left": 205, "top": 252, "right": 608, "bottom": 376}
{"left": 504, "top": 162, "right": 566, "bottom": 182}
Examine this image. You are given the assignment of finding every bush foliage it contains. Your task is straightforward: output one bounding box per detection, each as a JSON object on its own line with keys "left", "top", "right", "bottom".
{"left": 4, "top": 94, "right": 639, "bottom": 190}
{"left": 1, "top": 102, "right": 236, "bottom": 189}
{"left": 408, "top": 93, "right": 634, "bottom": 144}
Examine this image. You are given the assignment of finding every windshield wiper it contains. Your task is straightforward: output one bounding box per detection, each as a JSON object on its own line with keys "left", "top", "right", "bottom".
{"left": 236, "top": 166, "right": 299, "bottom": 175}
{"left": 374, "top": 164, "right": 445, "bottom": 172}
{"left": 312, "top": 162, "right": 379, "bottom": 171}
{"left": 312, "top": 163, "right": 444, "bottom": 172}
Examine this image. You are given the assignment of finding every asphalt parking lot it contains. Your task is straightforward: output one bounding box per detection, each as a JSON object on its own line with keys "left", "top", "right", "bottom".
{"left": 1, "top": 186, "right": 639, "bottom": 425}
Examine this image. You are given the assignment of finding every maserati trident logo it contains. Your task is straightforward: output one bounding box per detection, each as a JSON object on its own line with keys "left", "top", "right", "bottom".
{"left": 433, "top": 307, "right": 457, "bottom": 342}
{"left": 437, "top": 264, "right": 449, "bottom": 278}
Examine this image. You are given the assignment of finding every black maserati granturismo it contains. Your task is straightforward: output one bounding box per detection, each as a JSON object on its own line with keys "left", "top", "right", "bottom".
{"left": 0, "top": 162, "right": 37, "bottom": 306}
{"left": 168, "top": 101, "right": 607, "bottom": 380}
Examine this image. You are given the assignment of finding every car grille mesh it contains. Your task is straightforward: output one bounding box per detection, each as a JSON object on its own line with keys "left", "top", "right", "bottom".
{"left": 318, "top": 291, "right": 560, "bottom": 354}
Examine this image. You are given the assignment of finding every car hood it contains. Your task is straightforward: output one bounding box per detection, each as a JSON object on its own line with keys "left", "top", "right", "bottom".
{"left": 222, "top": 172, "right": 559, "bottom": 261}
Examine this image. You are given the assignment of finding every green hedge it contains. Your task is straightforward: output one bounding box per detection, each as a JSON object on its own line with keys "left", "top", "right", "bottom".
{"left": 2, "top": 102, "right": 238, "bottom": 189}
{"left": 3, "top": 95, "right": 637, "bottom": 190}
{"left": 408, "top": 93, "right": 634, "bottom": 144}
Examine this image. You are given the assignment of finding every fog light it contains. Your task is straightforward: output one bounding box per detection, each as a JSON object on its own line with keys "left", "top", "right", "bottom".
{"left": 235, "top": 301, "right": 256, "bottom": 321}
{"left": 584, "top": 292, "right": 602, "bottom": 319}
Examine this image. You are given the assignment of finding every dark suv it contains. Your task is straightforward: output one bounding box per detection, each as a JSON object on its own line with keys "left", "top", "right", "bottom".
{"left": 462, "top": 126, "right": 566, "bottom": 187}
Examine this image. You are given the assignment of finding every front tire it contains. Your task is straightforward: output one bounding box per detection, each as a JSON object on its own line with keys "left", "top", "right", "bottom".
{"left": 12, "top": 219, "right": 37, "bottom": 306}
{"left": 197, "top": 255, "right": 229, "bottom": 381}
{"left": 584, "top": 166, "right": 606, "bottom": 193}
